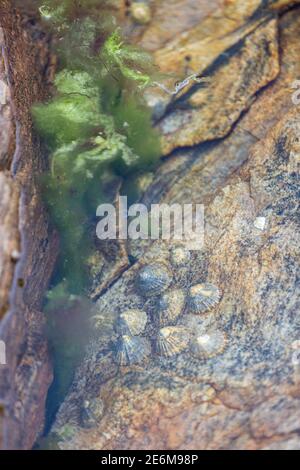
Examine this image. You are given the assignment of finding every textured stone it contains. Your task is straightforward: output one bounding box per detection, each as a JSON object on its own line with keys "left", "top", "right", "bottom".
{"left": 0, "top": 2, "right": 58, "bottom": 449}
{"left": 52, "top": 4, "right": 300, "bottom": 450}
{"left": 158, "top": 18, "right": 280, "bottom": 154}
{"left": 0, "top": 173, "right": 20, "bottom": 318}
{"left": 131, "top": 0, "right": 223, "bottom": 52}
{"left": 0, "top": 50, "right": 14, "bottom": 170}
{"left": 143, "top": 0, "right": 300, "bottom": 156}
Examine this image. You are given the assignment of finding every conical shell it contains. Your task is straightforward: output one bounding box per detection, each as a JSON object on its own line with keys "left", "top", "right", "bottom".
{"left": 190, "top": 329, "right": 227, "bottom": 359}
{"left": 114, "top": 335, "right": 151, "bottom": 366}
{"left": 170, "top": 246, "right": 191, "bottom": 267}
{"left": 115, "top": 309, "right": 148, "bottom": 336}
{"left": 80, "top": 398, "right": 104, "bottom": 429}
{"left": 136, "top": 262, "right": 173, "bottom": 297}
{"left": 156, "top": 326, "right": 189, "bottom": 357}
{"left": 156, "top": 288, "right": 186, "bottom": 327}
{"left": 130, "top": 2, "right": 152, "bottom": 25}
{"left": 188, "top": 283, "right": 221, "bottom": 314}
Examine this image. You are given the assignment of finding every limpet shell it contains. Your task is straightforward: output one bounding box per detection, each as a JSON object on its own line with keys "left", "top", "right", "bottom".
{"left": 156, "top": 288, "right": 186, "bottom": 327}
{"left": 136, "top": 262, "right": 173, "bottom": 298}
{"left": 80, "top": 398, "right": 104, "bottom": 429}
{"left": 156, "top": 326, "right": 189, "bottom": 357}
{"left": 115, "top": 309, "right": 148, "bottom": 336}
{"left": 114, "top": 335, "right": 151, "bottom": 366}
{"left": 190, "top": 329, "right": 227, "bottom": 359}
{"left": 188, "top": 283, "right": 221, "bottom": 314}
{"left": 170, "top": 246, "right": 191, "bottom": 267}
{"left": 130, "top": 2, "right": 151, "bottom": 25}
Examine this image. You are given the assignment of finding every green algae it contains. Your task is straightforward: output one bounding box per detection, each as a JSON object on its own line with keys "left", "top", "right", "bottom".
{"left": 27, "top": 0, "right": 161, "bottom": 429}
{"left": 32, "top": 1, "right": 161, "bottom": 293}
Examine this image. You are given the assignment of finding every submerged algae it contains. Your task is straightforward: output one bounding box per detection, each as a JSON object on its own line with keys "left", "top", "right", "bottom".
{"left": 33, "top": 1, "right": 161, "bottom": 292}
{"left": 30, "top": 0, "right": 161, "bottom": 428}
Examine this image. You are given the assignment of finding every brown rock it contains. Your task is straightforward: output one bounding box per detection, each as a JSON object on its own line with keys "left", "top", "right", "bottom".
{"left": 133, "top": 0, "right": 223, "bottom": 52}
{"left": 0, "top": 44, "right": 14, "bottom": 170}
{"left": 52, "top": 5, "right": 300, "bottom": 450}
{"left": 0, "top": 2, "right": 58, "bottom": 449}
{"left": 158, "top": 18, "right": 280, "bottom": 154}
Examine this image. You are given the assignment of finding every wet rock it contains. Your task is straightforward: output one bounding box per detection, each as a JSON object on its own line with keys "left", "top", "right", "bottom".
{"left": 52, "top": 3, "right": 300, "bottom": 450}
{"left": 0, "top": 2, "right": 58, "bottom": 449}
{"left": 250, "top": 396, "right": 300, "bottom": 439}
{"left": 158, "top": 18, "right": 280, "bottom": 154}
{"left": 0, "top": 47, "right": 14, "bottom": 170}
{"left": 135, "top": 0, "right": 223, "bottom": 52}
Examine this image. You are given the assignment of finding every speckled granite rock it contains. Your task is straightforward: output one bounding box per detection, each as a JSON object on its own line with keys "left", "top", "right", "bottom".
{"left": 51, "top": 4, "right": 300, "bottom": 450}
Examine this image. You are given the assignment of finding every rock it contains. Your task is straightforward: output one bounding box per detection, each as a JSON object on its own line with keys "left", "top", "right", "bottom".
{"left": 0, "top": 47, "right": 14, "bottom": 170}
{"left": 52, "top": 4, "right": 300, "bottom": 450}
{"left": 142, "top": 0, "right": 300, "bottom": 155}
{"left": 0, "top": 173, "right": 19, "bottom": 319}
{"left": 133, "top": 0, "right": 223, "bottom": 51}
{"left": 158, "top": 19, "right": 279, "bottom": 154}
{"left": 0, "top": 2, "right": 58, "bottom": 449}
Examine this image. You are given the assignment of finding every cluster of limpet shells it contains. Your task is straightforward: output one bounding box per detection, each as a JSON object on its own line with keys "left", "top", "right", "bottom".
{"left": 113, "top": 248, "right": 226, "bottom": 365}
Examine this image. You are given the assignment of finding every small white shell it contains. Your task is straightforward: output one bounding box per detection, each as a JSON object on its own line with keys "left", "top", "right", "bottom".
{"left": 115, "top": 309, "right": 148, "bottom": 336}
{"left": 190, "top": 330, "right": 227, "bottom": 359}
{"left": 156, "top": 288, "right": 186, "bottom": 327}
{"left": 156, "top": 326, "right": 189, "bottom": 357}
{"left": 130, "top": 2, "right": 151, "bottom": 24}
{"left": 170, "top": 246, "right": 191, "bottom": 267}
{"left": 136, "top": 262, "right": 173, "bottom": 298}
{"left": 188, "top": 283, "right": 221, "bottom": 314}
{"left": 114, "top": 335, "right": 151, "bottom": 366}
{"left": 80, "top": 398, "right": 104, "bottom": 428}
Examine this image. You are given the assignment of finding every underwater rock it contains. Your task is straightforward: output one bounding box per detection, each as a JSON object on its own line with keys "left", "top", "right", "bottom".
{"left": 52, "top": 3, "right": 300, "bottom": 451}
{"left": 157, "top": 18, "right": 280, "bottom": 155}
{"left": 137, "top": 0, "right": 223, "bottom": 52}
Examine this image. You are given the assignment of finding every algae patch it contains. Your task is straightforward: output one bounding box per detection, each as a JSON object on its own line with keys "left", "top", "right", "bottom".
{"left": 30, "top": 0, "right": 161, "bottom": 429}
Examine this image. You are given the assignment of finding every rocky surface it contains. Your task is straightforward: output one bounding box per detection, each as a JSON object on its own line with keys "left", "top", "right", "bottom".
{"left": 51, "top": 1, "right": 300, "bottom": 450}
{"left": 0, "top": 2, "right": 58, "bottom": 449}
